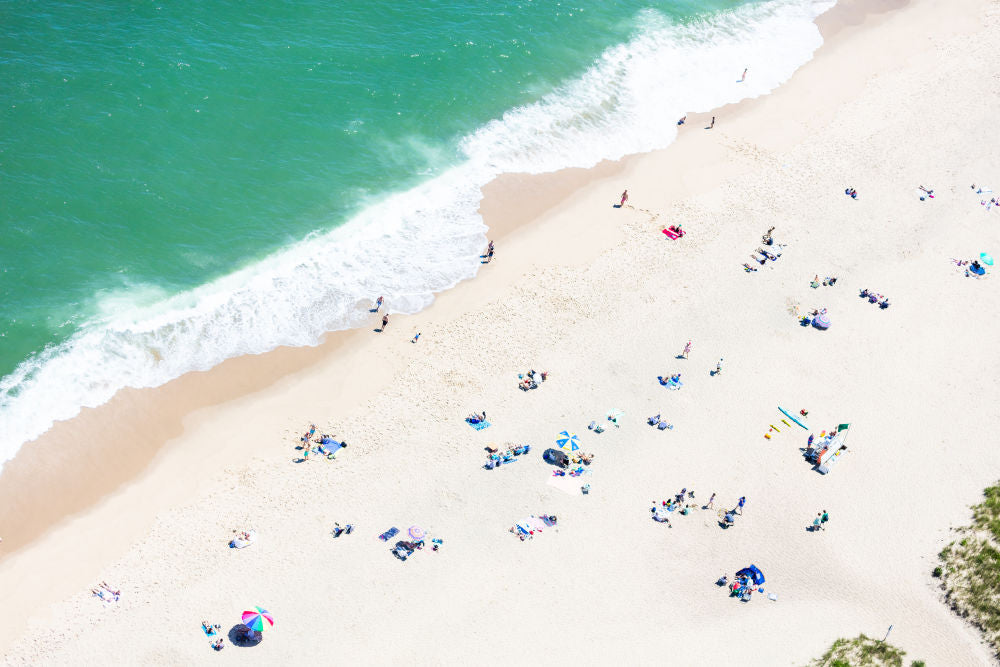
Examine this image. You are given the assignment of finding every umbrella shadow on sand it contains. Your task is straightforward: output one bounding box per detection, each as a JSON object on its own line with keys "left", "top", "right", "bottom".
{"left": 228, "top": 624, "right": 263, "bottom": 647}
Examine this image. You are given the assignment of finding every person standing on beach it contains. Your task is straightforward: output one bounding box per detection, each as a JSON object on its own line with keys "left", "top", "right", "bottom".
{"left": 821, "top": 510, "right": 829, "bottom": 530}
{"left": 375, "top": 295, "right": 384, "bottom": 312}
{"left": 715, "top": 358, "right": 723, "bottom": 375}
{"left": 735, "top": 496, "right": 746, "bottom": 514}
{"left": 682, "top": 340, "right": 691, "bottom": 359}
{"left": 812, "top": 513, "right": 822, "bottom": 532}
{"left": 620, "top": 189, "right": 629, "bottom": 207}
{"left": 381, "top": 314, "right": 389, "bottom": 331}
{"left": 709, "top": 116, "right": 715, "bottom": 129}
{"left": 706, "top": 492, "right": 716, "bottom": 509}
{"left": 740, "top": 68, "right": 747, "bottom": 82}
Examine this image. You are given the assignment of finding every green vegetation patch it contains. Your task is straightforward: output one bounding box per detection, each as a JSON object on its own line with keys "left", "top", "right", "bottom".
{"left": 810, "top": 634, "right": 909, "bottom": 666}
{"left": 937, "top": 483, "right": 1000, "bottom": 656}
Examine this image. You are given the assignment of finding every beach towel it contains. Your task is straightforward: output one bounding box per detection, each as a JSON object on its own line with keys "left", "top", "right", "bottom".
{"left": 547, "top": 472, "right": 589, "bottom": 495}
{"left": 666, "top": 380, "right": 683, "bottom": 390}
{"left": 468, "top": 421, "right": 491, "bottom": 431}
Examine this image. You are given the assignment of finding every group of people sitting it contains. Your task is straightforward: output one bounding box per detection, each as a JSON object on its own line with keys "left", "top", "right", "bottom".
{"left": 298, "top": 424, "right": 348, "bottom": 460}
{"left": 651, "top": 489, "right": 699, "bottom": 525}
{"left": 810, "top": 275, "right": 838, "bottom": 288}
{"left": 715, "top": 574, "right": 758, "bottom": 601}
{"left": 331, "top": 523, "right": 354, "bottom": 537}
{"left": 484, "top": 443, "right": 531, "bottom": 468}
{"left": 658, "top": 373, "right": 683, "bottom": 389}
{"left": 859, "top": 289, "right": 891, "bottom": 308}
{"left": 962, "top": 258, "right": 987, "bottom": 277}
{"left": 517, "top": 369, "right": 548, "bottom": 391}
{"left": 392, "top": 539, "right": 425, "bottom": 561}
{"left": 228, "top": 529, "right": 256, "bottom": 549}
{"left": 844, "top": 187, "right": 858, "bottom": 199}
{"left": 744, "top": 227, "right": 784, "bottom": 271}
{"left": 91, "top": 581, "right": 120, "bottom": 603}
{"left": 202, "top": 622, "right": 224, "bottom": 650}
{"left": 647, "top": 414, "right": 674, "bottom": 430}
{"left": 800, "top": 307, "right": 829, "bottom": 326}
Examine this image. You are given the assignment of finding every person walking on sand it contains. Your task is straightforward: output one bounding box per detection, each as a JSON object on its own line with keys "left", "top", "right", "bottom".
{"left": 375, "top": 295, "right": 384, "bottom": 312}
{"left": 812, "top": 513, "right": 822, "bottom": 532}
{"left": 381, "top": 314, "right": 389, "bottom": 331}
{"left": 706, "top": 492, "right": 716, "bottom": 509}
{"left": 619, "top": 189, "right": 629, "bottom": 207}
{"left": 821, "top": 510, "right": 829, "bottom": 530}
{"left": 735, "top": 496, "right": 746, "bottom": 515}
{"left": 710, "top": 116, "right": 715, "bottom": 129}
{"left": 682, "top": 340, "right": 691, "bottom": 359}
{"left": 715, "top": 358, "right": 723, "bottom": 376}
{"left": 740, "top": 68, "right": 747, "bottom": 82}
{"left": 412, "top": 332, "right": 421, "bottom": 344}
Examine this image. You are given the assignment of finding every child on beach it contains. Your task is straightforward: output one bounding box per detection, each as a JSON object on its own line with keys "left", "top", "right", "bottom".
{"left": 682, "top": 340, "right": 691, "bottom": 358}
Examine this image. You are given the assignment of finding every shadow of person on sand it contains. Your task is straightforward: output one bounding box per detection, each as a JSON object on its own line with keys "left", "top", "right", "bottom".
{"left": 228, "top": 624, "right": 263, "bottom": 647}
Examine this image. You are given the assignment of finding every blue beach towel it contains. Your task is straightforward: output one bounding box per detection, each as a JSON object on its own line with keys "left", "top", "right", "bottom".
{"left": 468, "top": 421, "right": 491, "bottom": 431}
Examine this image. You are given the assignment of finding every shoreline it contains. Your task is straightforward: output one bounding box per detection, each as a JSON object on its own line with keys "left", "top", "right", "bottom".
{"left": 3, "top": 0, "right": 997, "bottom": 662}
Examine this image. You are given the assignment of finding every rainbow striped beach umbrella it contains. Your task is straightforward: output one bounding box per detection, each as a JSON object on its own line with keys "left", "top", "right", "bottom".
{"left": 241, "top": 607, "right": 274, "bottom": 632}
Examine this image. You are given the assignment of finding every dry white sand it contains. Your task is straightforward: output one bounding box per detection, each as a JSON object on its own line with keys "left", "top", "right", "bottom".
{"left": 3, "top": 0, "right": 1000, "bottom": 664}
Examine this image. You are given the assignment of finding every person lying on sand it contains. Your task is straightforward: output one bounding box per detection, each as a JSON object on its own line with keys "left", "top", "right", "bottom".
{"left": 100, "top": 582, "right": 120, "bottom": 596}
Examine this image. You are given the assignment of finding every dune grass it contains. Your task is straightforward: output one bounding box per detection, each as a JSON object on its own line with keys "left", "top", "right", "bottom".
{"left": 810, "top": 634, "right": 915, "bottom": 666}
{"left": 936, "top": 483, "right": 1000, "bottom": 656}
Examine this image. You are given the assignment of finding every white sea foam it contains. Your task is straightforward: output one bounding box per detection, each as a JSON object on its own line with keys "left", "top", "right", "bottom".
{"left": 0, "top": 0, "right": 833, "bottom": 466}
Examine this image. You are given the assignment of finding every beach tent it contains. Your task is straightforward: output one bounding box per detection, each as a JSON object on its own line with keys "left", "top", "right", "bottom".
{"left": 735, "top": 565, "right": 765, "bottom": 586}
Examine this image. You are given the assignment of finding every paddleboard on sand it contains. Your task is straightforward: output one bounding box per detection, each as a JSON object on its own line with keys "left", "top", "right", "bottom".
{"left": 779, "top": 406, "right": 809, "bottom": 430}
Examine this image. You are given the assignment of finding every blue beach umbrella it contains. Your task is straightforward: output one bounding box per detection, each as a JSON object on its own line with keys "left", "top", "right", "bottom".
{"left": 556, "top": 431, "right": 580, "bottom": 451}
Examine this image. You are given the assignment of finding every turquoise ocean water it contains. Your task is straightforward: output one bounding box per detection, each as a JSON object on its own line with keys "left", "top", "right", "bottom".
{"left": 0, "top": 0, "right": 832, "bottom": 463}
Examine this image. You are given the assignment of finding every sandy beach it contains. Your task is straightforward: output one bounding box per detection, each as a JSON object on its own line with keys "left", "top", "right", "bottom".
{"left": 3, "top": 0, "right": 1000, "bottom": 663}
